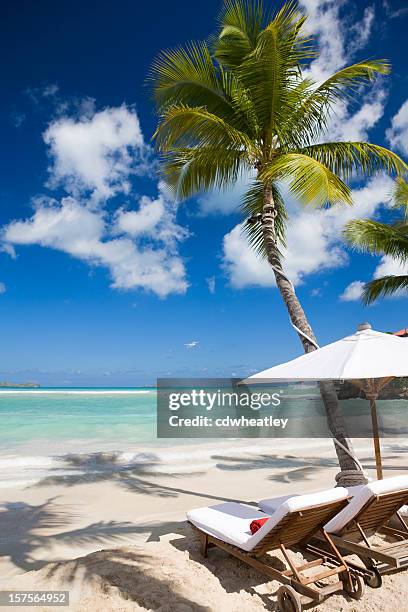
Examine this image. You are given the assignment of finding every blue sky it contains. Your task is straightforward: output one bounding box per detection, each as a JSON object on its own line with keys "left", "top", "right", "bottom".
{"left": 0, "top": 0, "right": 407, "bottom": 386}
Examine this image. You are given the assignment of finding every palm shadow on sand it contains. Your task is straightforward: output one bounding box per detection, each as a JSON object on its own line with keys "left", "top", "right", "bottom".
{"left": 0, "top": 497, "right": 175, "bottom": 573}
{"left": 31, "top": 451, "right": 252, "bottom": 504}
{"left": 44, "top": 547, "right": 211, "bottom": 612}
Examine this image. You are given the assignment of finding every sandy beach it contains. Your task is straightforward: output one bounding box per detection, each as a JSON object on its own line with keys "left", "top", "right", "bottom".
{"left": 1, "top": 438, "right": 407, "bottom": 611}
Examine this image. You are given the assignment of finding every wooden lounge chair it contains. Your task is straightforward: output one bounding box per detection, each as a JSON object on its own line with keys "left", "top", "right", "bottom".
{"left": 313, "top": 475, "right": 408, "bottom": 588}
{"left": 187, "top": 488, "right": 365, "bottom": 611}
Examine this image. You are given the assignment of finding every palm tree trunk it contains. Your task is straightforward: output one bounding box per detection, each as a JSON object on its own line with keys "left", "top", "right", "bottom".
{"left": 261, "top": 183, "right": 366, "bottom": 486}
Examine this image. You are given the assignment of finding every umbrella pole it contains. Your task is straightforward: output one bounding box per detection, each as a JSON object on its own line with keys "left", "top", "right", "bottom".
{"left": 369, "top": 397, "right": 383, "bottom": 480}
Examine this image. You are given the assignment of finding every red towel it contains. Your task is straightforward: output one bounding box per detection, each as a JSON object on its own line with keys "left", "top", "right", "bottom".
{"left": 250, "top": 517, "right": 269, "bottom": 534}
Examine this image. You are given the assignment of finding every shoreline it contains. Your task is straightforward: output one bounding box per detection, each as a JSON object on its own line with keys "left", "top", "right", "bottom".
{"left": 0, "top": 437, "right": 404, "bottom": 488}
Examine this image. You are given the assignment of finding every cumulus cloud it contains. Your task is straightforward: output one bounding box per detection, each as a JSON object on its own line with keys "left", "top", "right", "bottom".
{"left": 2, "top": 104, "right": 189, "bottom": 298}
{"left": 3, "top": 195, "right": 188, "bottom": 298}
{"left": 300, "top": 0, "right": 347, "bottom": 83}
{"left": 340, "top": 280, "right": 365, "bottom": 301}
{"left": 300, "top": 1, "right": 374, "bottom": 83}
{"left": 222, "top": 224, "right": 274, "bottom": 288}
{"left": 298, "top": 1, "right": 384, "bottom": 143}
{"left": 340, "top": 257, "right": 408, "bottom": 302}
{"left": 43, "top": 105, "right": 145, "bottom": 201}
{"left": 115, "top": 182, "right": 189, "bottom": 247}
{"left": 386, "top": 99, "right": 408, "bottom": 156}
{"left": 0, "top": 282, "right": 6, "bottom": 294}
{"left": 373, "top": 255, "right": 408, "bottom": 279}
{"left": 322, "top": 89, "right": 386, "bottom": 143}
{"left": 222, "top": 175, "right": 394, "bottom": 288}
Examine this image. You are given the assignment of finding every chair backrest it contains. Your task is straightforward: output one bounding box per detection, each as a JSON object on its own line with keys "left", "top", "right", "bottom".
{"left": 247, "top": 488, "right": 349, "bottom": 555}
{"left": 341, "top": 489, "right": 408, "bottom": 536}
{"left": 253, "top": 499, "right": 349, "bottom": 555}
{"left": 325, "top": 475, "right": 408, "bottom": 536}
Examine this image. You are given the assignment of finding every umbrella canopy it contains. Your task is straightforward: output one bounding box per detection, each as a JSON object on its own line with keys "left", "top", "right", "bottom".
{"left": 242, "top": 325, "right": 408, "bottom": 382}
{"left": 243, "top": 323, "right": 408, "bottom": 480}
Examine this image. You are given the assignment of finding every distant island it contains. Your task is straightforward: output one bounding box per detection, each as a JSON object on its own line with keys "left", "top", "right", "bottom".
{"left": 0, "top": 381, "right": 40, "bottom": 388}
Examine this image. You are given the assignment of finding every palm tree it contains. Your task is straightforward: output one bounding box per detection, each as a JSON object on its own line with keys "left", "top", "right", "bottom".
{"left": 149, "top": 0, "right": 407, "bottom": 483}
{"left": 345, "top": 178, "right": 408, "bottom": 303}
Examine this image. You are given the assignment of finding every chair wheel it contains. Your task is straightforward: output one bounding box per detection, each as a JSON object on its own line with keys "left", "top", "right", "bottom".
{"left": 365, "top": 568, "right": 382, "bottom": 589}
{"left": 277, "top": 585, "right": 303, "bottom": 611}
{"left": 343, "top": 574, "right": 365, "bottom": 600}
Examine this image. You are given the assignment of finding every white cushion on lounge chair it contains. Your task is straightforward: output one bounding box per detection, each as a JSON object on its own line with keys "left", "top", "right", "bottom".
{"left": 187, "top": 502, "right": 270, "bottom": 550}
{"left": 259, "top": 485, "right": 365, "bottom": 515}
{"left": 259, "top": 494, "right": 300, "bottom": 514}
{"left": 187, "top": 487, "right": 348, "bottom": 552}
{"left": 325, "top": 475, "right": 408, "bottom": 534}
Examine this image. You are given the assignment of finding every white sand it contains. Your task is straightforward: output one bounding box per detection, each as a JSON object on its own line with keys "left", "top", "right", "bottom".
{"left": 0, "top": 439, "right": 407, "bottom": 611}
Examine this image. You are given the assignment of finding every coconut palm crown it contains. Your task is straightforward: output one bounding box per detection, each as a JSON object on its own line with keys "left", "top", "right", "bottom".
{"left": 345, "top": 179, "right": 408, "bottom": 303}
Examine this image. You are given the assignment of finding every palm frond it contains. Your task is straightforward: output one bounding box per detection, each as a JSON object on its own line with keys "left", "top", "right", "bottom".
{"left": 314, "top": 60, "right": 390, "bottom": 99}
{"left": 344, "top": 219, "right": 408, "bottom": 261}
{"left": 261, "top": 153, "right": 352, "bottom": 206}
{"left": 154, "top": 104, "right": 260, "bottom": 155}
{"left": 297, "top": 142, "right": 408, "bottom": 180}
{"left": 149, "top": 41, "right": 229, "bottom": 111}
{"left": 213, "top": 0, "right": 267, "bottom": 68}
{"left": 288, "top": 61, "right": 390, "bottom": 144}
{"left": 149, "top": 40, "right": 260, "bottom": 137}
{"left": 235, "top": 1, "right": 315, "bottom": 142}
{"left": 161, "top": 146, "right": 248, "bottom": 199}
{"left": 393, "top": 178, "right": 408, "bottom": 219}
{"left": 362, "top": 275, "right": 408, "bottom": 304}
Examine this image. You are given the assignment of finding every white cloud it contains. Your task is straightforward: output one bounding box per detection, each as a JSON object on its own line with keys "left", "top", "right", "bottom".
{"left": 2, "top": 103, "right": 190, "bottom": 298}
{"left": 340, "top": 280, "right": 365, "bottom": 301}
{"left": 0, "top": 282, "right": 6, "bottom": 294}
{"left": 340, "top": 257, "right": 408, "bottom": 302}
{"left": 116, "top": 195, "right": 164, "bottom": 236}
{"left": 222, "top": 223, "right": 273, "bottom": 288}
{"left": 300, "top": 1, "right": 374, "bottom": 84}
{"left": 184, "top": 341, "right": 199, "bottom": 349}
{"left": 43, "top": 105, "right": 145, "bottom": 201}
{"left": 115, "top": 182, "right": 188, "bottom": 247}
{"left": 222, "top": 175, "right": 394, "bottom": 289}
{"left": 206, "top": 276, "right": 216, "bottom": 294}
{"left": 3, "top": 195, "right": 188, "bottom": 298}
{"left": 348, "top": 7, "right": 375, "bottom": 53}
{"left": 299, "top": 1, "right": 384, "bottom": 143}
{"left": 197, "top": 171, "right": 254, "bottom": 216}
{"left": 4, "top": 196, "right": 103, "bottom": 251}
{"left": 373, "top": 255, "right": 408, "bottom": 279}
{"left": 386, "top": 99, "right": 408, "bottom": 156}
{"left": 323, "top": 89, "right": 386, "bottom": 142}
{"left": 300, "top": 0, "right": 346, "bottom": 83}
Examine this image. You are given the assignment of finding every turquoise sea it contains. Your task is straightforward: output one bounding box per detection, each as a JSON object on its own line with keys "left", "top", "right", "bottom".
{"left": 0, "top": 387, "right": 157, "bottom": 447}
{"left": 0, "top": 386, "right": 406, "bottom": 488}
{"left": 0, "top": 387, "right": 167, "bottom": 487}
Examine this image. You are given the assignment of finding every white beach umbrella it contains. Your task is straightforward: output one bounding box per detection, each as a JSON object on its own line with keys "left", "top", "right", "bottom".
{"left": 242, "top": 323, "right": 408, "bottom": 479}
